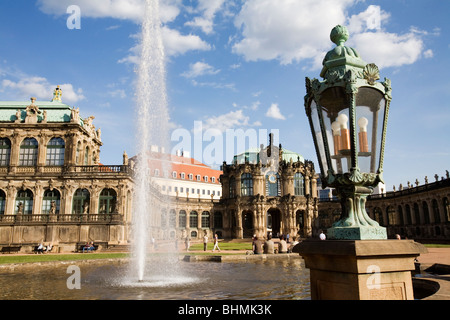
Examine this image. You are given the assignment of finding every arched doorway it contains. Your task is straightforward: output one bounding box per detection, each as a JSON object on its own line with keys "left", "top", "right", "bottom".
{"left": 242, "top": 210, "right": 254, "bottom": 238}
{"left": 267, "top": 208, "right": 281, "bottom": 237}
{"left": 296, "top": 210, "right": 306, "bottom": 237}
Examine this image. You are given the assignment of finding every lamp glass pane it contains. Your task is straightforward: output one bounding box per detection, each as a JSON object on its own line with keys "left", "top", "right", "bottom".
{"left": 319, "top": 87, "right": 350, "bottom": 174}
{"left": 310, "top": 100, "right": 328, "bottom": 175}
{"left": 355, "top": 87, "right": 386, "bottom": 174}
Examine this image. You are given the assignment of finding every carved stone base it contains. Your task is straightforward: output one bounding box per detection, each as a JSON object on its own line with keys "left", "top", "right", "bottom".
{"left": 294, "top": 239, "right": 422, "bottom": 300}
{"left": 327, "top": 225, "right": 387, "bottom": 240}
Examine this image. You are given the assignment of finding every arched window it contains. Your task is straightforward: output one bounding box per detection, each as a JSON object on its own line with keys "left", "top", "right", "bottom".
{"left": 99, "top": 188, "right": 117, "bottom": 214}
{"left": 179, "top": 210, "right": 186, "bottom": 228}
{"left": 387, "top": 206, "right": 396, "bottom": 225}
{"left": 202, "top": 211, "right": 210, "bottom": 228}
{"left": 0, "top": 138, "right": 11, "bottom": 166}
{"left": 432, "top": 199, "right": 440, "bottom": 223}
{"left": 19, "top": 138, "right": 38, "bottom": 166}
{"left": 423, "top": 201, "right": 430, "bottom": 224}
{"left": 72, "top": 188, "right": 90, "bottom": 214}
{"left": 294, "top": 172, "right": 305, "bottom": 196}
{"left": 374, "top": 207, "right": 383, "bottom": 225}
{"left": 229, "top": 176, "right": 236, "bottom": 198}
{"left": 414, "top": 203, "right": 420, "bottom": 225}
{"left": 406, "top": 204, "right": 412, "bottom": 225}
{"left": 0, "top": 189, "right": 6, "bottom": 215}
{"left": 75, "top": 142, "right": 81, "bottom": 165}
{"left": 214, "top": 211, "right": 223, "bottom": 228}
{"left": 46, "top": 137, "right": 65, "bottom": 166}
{"left": 241, "top": 173, "right": 253, "bottom": 196}
{"left": 443, "top": 198, "right": 449, "bottom": 222}
{"left": 190, "top": 211, "right": 198, "bottom": 228}
{"left": 84, "top": 147, "right": 89, "bottom": 165}
{"left": 42, "top": 189, "right": 61, "bottom": 214}
{"left": 266, "top": 172, "right": 280, "bottom": 197}
{"left": 161, "top": 209, "right": 167, "bottom": 228}
{"left": 15, "top": 189, "right": 33, "bottom": 215}
{"left": 169, "top": 209, "right": 177, "bottom": 228}
{"left": 397, "top": 205, "right": 404, "bottom": 225}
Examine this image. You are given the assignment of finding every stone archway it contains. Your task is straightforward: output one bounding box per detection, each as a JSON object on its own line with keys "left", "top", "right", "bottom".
{"left": 242, "top": 210, "right": 254, "bottom": 238}
{"left": 267, "top": 208, "right": 281, "bottom": 237}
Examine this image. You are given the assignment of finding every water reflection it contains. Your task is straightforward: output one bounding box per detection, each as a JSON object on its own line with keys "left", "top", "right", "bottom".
{"left": 0, "top": 259, "right": 310, "bottom": 300}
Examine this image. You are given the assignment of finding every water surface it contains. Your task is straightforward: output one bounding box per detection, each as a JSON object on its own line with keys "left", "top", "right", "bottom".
{"left": 0, "top": 259, "right": 310, "bottom": 300}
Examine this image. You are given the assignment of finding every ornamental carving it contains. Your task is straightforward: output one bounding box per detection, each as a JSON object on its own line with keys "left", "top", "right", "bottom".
{"left": 363, "top": 63, "right": 380, "bottom": 85}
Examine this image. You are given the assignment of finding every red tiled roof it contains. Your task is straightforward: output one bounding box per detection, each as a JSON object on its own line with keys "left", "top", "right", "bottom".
{"left": 133, "top": 151, "right": 222, "bottom": 184}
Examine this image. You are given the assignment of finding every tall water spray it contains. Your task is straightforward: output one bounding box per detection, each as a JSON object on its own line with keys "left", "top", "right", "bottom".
{"left": 131, "top": 0, "right": 170, "bottom": 282}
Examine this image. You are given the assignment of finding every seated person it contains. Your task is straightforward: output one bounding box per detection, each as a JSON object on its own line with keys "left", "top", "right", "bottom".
{"left": 82, "top": 242, "right": 95, "bottom": 253}
{"left": 288, "top": 236, "right": 300, "bottom": 253}
{"left": 253, "top": 236, "right": 264, "bottom": 255}
{"left": 263, "top": 233, "right": 275, "bottom": 254}
{"left": 36, "top": 243, "right": 44, "bottom": 254}
{"left": 45, "top": 243, "right": 53, "bottom": 253}
{"left": 278, "top": 235, "right": 288, "bottom": 254}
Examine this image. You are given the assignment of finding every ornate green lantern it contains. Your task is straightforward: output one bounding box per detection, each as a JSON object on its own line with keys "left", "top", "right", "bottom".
{"left": 304, "top": 25, "right": 392, "bottom": 240}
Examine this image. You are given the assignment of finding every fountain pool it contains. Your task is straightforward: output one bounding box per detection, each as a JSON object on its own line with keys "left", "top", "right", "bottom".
{"left": 0, "top": 259, "right": 310, "bottom": 300}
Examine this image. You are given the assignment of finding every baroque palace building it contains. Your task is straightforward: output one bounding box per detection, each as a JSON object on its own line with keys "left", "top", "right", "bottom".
{"left": 0, "top": 87, "right": 133, "bottom": 252}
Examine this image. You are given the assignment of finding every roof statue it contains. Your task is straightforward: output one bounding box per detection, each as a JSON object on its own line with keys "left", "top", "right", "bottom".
{"left": 24, "top": 97, "right": 42, "bottom": 124}
{"left": 52, "top": 85, "right": 62, "bottom": 102}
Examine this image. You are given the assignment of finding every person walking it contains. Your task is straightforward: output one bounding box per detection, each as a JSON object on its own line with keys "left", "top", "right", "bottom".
{"left": 319, "top": 230, "right": 326, "bottom": 240}
{"left": 203, "top": 232, "right": 208, "bottom": 251}
{"left": 212, "top": 233, "right": 221, "bottom": 252}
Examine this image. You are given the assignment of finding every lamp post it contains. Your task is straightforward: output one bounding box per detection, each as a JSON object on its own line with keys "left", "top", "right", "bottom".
{"left": 296, "top": 25, "right": 421, "bottom": 300}
{"left": 304, "top": 25, "right": 391, "bottom": 240}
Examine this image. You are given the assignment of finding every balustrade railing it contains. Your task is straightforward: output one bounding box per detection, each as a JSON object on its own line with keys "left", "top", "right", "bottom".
{"left": 0, "top": 213, "right": 124, "bottom": 224}
{"left": 0, "top": 164, "right": 131, "bottom": 175}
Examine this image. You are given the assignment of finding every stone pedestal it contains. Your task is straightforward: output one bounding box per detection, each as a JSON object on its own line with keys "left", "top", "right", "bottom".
{"left": 294, "top": 239, "right": 421, "bottom": 300}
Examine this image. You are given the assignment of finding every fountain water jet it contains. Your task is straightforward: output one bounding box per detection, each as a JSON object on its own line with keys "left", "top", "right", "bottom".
{"left": 128, "top": 0, "right": 173, "bottom": 283}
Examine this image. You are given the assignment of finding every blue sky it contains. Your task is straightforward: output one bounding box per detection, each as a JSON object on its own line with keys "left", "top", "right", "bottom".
{"left": 0, "top": 0, "right": 449, "bottom": 191}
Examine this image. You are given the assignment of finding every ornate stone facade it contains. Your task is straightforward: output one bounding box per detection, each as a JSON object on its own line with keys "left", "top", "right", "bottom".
{"left": 216, "top": 135, "right": 319, "bottom": 239}
{"left": 0, "top": 89, "right": 133, "bottom": 252}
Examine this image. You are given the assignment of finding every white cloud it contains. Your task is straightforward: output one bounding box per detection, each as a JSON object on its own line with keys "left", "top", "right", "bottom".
{"left": 1, "top": 77, "right": 85, "bottom": 103}
{"left": 347, "top": 5, "right": 390, "bottom": 34}
{"left": 162, "top": 27, "right": 212, "bottom": 56}
{"left": 346, "top": 6, "right": 428, "bottom": 68}
{"left": 349, "top": 29, "right": 425, "bottom": 68}
{"left": 265, "top": 103, "right": 286, "bottom": 120}
{"left": 233, "top": 0, "right": 353, "bottom": 65}
{"left": 181, "top": 62, "right": 220, "bottom": 78}
{"left": 108, "top": 89, "right": 127, "bottom": 99}
{"left": 118, "top": 27, "right": 211, "bottom": 64}
{"left": 39, "top": 0, "right": 211, "bottom": 61}
{"left": 37, "top": 0, "right": 182, "bottom": 24}
{"left": 232, "top": 1, "right": 432, "bottom": 69}
{"left": 424, "top": 49, "right": 434, "bottom": 59}
{"left": 191, "top": 80, "right": 235, "bottom": 91}
{"left": 185, "top": 0, "right": 225, "bottom": 34}
{"left": 200, "top": 109, "right": 258, "bottom": 133}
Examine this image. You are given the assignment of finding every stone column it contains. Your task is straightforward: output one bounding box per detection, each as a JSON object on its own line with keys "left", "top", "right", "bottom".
{"left": 236, "top": 208, "right": 243, "bottom": 239}
{"left": 5, "top": 186, "right": 17, "bottom": 215}
{"left": 32, "top": 184, "right": 44, "bottom": 215}
{"left": 294, "top": 239, "right": 422, "bottom": 300}
{"left": 305, "top": 176, "right": 310, "bottom": 196}
{"left": 9, "top": 133, "right": 21, "bottom": 172}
